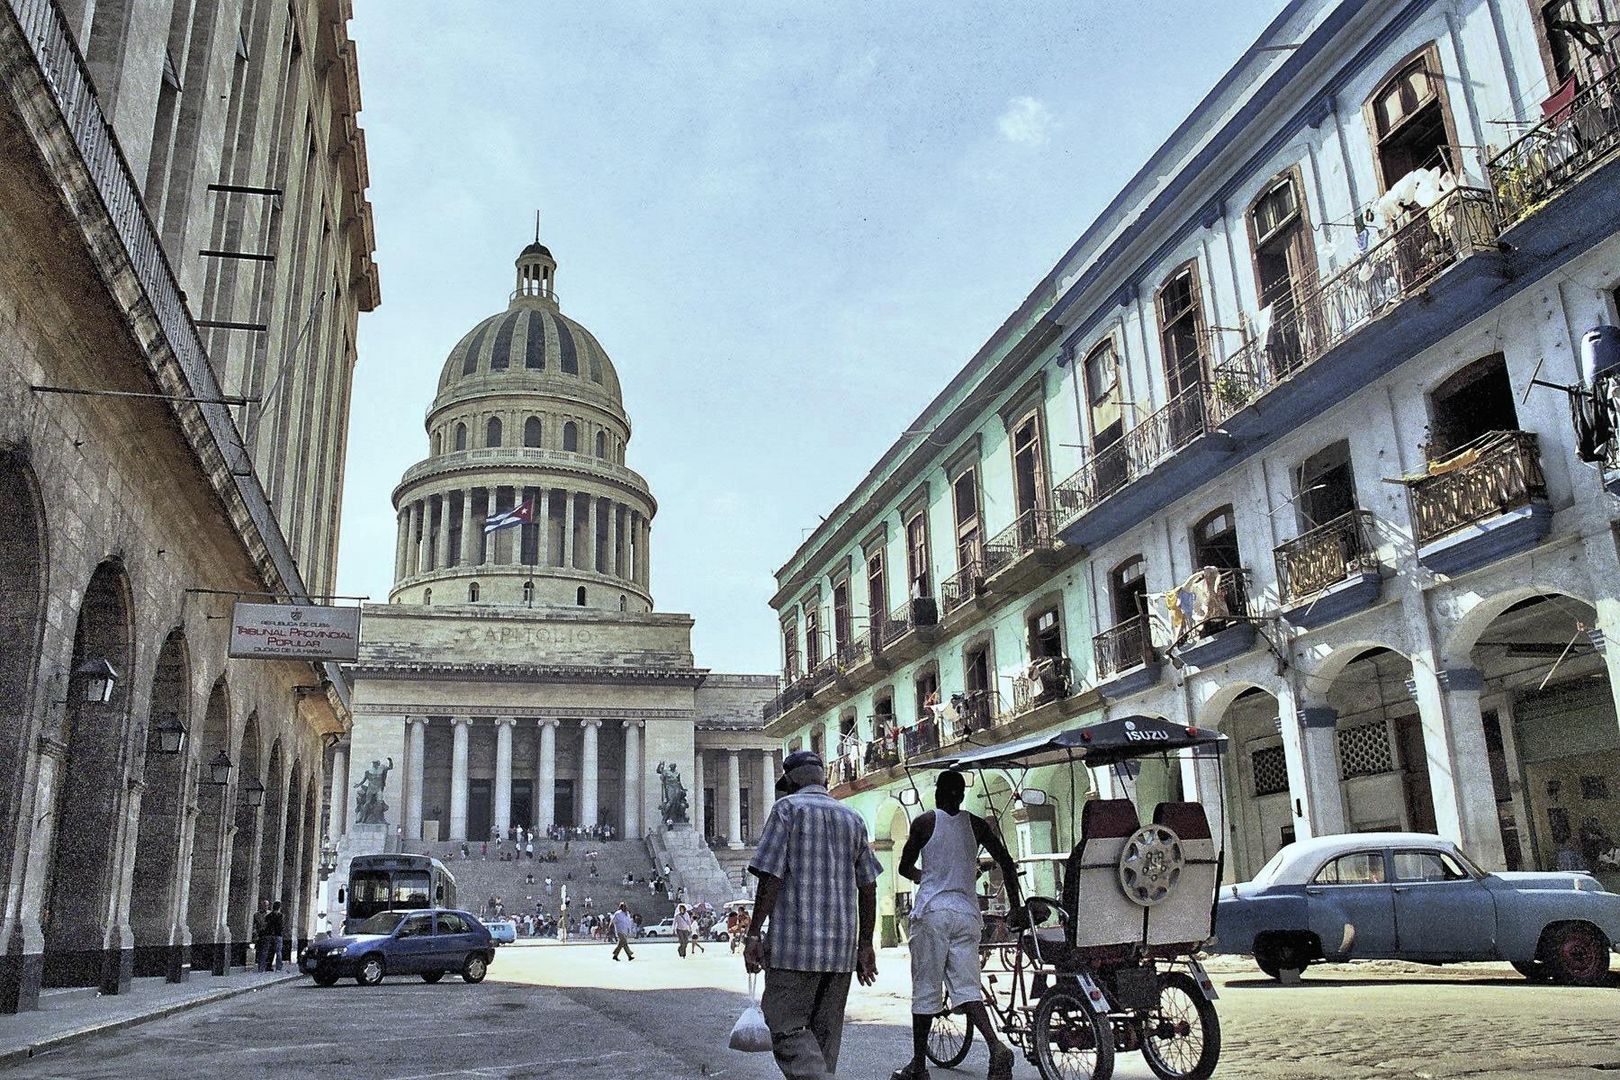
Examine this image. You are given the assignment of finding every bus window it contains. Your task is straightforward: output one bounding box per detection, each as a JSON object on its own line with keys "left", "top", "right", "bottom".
{"left": 349, "top": 870, "right": 392, "bottom": 920}
{"left": 393, "top": 870, "right": 431, "bottom": 908}
{"left": 436, "top": 883, "right": 445, "bottom": 903}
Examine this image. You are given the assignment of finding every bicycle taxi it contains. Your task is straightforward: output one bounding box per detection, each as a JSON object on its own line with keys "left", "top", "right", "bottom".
{"left": 915, "top": 715, "right": 1228, "bottom": 1080}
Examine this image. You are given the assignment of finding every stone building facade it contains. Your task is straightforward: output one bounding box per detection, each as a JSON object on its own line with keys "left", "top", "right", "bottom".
{"left": 767, "top": 0, "right": 1620, "bottom": 933}
{"left": 0, "top": 0, "right": 374, "bottom": 1011}
{"left": 338, "top": 241, "right": 775, "bottom": 896}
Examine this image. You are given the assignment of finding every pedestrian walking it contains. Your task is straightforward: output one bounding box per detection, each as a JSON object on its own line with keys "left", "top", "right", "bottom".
{"left": 611, "top": 903, "right": 636, "bottom": 961}
{"left": 263, "top": 901, "right": 285, "bottom": 972}
{"left": 674, "top": 904, "right": 694, "bottom": 957}
{"left": 744, "top": 750, "right": 881, "bottom": 1079}
{"left": 252, "top": 899, "right": 271, "bottom": 972}
{"left": 890, "top": 769, "right": 1021, "bottom": 1080}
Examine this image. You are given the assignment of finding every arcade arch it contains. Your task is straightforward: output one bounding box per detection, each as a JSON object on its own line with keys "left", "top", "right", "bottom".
{"left": 129, "top": 630, "right": 192, "bottom": 978}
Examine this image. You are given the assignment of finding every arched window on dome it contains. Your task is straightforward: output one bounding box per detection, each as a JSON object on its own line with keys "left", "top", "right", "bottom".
{"left": 423, "top": 588, "right": 432, "bottom": 605}
{"left": 468, "top": 583, "right": 480, "bottom": 603}
{"left": 522, "top": 580, "right": 535, "bottom": 605}
{"left": 524, "top": 417, "right": 542, "bottom": 448}
{"left": 563, "top": 422, "right": 579, "bottom": 453}
{"left": 576, "top": 586, "right": 587, "bottom": 607}
{"left": 486, "top": 417, "right": 503, "bottom": 448}
{"left": 431, "top": 431, "right": 441, "bottom": 456}
{"left": 619, "top": 594, "right": 627, "bottom": 612}
{"left": 595, "top": 431, "right": 607, "bottom": 459}
{"left": 588, "top": 352, "right": 603, "bottom": 384}
{"left": 454, "top": 423, "right": 468, "bottom": 451}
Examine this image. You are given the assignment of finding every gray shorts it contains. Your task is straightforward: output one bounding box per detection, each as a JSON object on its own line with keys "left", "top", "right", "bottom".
{"left": 909, "top": 907, "right": 983, "bottom": 1014}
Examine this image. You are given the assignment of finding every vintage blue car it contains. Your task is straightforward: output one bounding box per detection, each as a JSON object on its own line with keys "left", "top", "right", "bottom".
{"left": 299, "top": 908, "right": 495, "bottom": 987}
{"left": 1210, "top": 833, "right": 1620, "bottom": 985}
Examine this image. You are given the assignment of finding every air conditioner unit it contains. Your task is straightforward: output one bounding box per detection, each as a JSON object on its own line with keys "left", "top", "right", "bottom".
{"left": 910, "top": 597, "right": 939, "bottom": 626}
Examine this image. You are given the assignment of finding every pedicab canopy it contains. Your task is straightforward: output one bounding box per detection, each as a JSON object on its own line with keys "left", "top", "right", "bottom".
{"left": 926, "top": 715, "right": 1227, "bottom": 771}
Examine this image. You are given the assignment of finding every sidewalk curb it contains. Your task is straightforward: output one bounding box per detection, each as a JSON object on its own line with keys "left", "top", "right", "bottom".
{"left": 0, "top": 973, "right": 300, "bottom": 1068}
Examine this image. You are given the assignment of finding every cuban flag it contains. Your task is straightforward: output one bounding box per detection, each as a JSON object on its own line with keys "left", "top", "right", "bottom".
{"left": 483, "top": 498, "right": 535, "bottom": 534}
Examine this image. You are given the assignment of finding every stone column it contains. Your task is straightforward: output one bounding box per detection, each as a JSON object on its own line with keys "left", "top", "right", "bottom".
{"left": 1275, "top": 679, "right": 1346, "bottom": 841}
{"left": 505, "top": 488, "right": 523, "bottom": 566}
{"left": 622, "top": 720, "right": 643, "bottom": 838}
{"left": 726, "top": 750, "right": 744, "bottom": 849}
{"left": 537, "top": 488, "right": 551, "bottom": 568}
{"left": 413, "top": 500, "right": 428, "bottom": 576}
{"left": 1409, "top": 666, "right": 1508, "bottom": 869}
{"left": 693, "top": 751, "right": 706, "bottom": 840}
{"left": 328, "top": 740, "right": 349, "bottom": 838}
{"left": 587, "top": 496, "right": 600, "bottom": 573}
{"left": 563, "top": 491, "right": 577, "bottom": 569}
{"left": 580, "top": 719, "right": 600, "bottom": 827}
{"left": 639, "top": 517, "right": 652, "bottom": 587}
{"left": 405, "top": 717, "right": 427, "bottom": 841}
{"left": 449, "top": 717, "right": 470, "bottom": 841}
{"left": 459, "top": 490, "right": 475, "bottom": 567}
{"left": 494, "top": 717, "right": 514, "bottom": 837}
{"left": 759, "top": 749, "right": 776, "bottom": 822}
{"left": 433, "top": 495, "right": 450, "bottom": 570}
{"left": 610, "top": 502, "right": 622, "bottom": 578}
{"left": 536, "top": 719, "right": 557, "bottom": 832}
{"left": 394, "top": 510, "right": 409, "bottom": 581}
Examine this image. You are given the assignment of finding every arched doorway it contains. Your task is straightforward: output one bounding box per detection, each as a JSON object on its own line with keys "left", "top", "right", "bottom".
{"left": 130, "top": 631, "right": 192, "bottom": 979}
{"left": 296, "top": 785, "right": 320, "bottom": 950}
{"left": 226, "top": 714, "right": 263, "bottom": 966}
{"left": 278, "top": 763, "right": 305, "bottom": 966}
{"left": 257, "top": 739, "right": 287, "bottom": 936}
{"left": 1320, "top": 647, "right": 1436, "bottom": 837}
{"left": 1207, "top": 687, "right": 1292, "bottom": 880}
{"left": 0, "top": 453, "right": 47, "bottom": 1012}
{"left": 1458, "top": 591, "right": 1615, "bottom": 882}
{"left": 42, "top": 561, "right": 135, "bottom": 993}
{"left": 879, "top": 802, "right": 912, "bottom": 947}
{"left": 186, "top": 680, "right": 234, "bottom": 975}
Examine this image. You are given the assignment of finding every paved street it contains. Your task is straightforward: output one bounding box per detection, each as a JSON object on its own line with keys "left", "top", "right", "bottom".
{"left": 3, "top": 943, "right": 1615, "bottom": 1079}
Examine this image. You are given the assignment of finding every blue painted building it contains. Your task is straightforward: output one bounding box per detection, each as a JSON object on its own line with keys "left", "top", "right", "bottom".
{"left": 767, "top": 0, "right": 1620, "bottom": 927}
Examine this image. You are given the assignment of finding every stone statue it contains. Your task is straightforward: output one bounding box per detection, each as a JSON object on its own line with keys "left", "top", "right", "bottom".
{"left": 656, "top": 762, "right": 689, "bottom": 825}
{"left": 353, "top": 756, "right": 394, "bottom": 825}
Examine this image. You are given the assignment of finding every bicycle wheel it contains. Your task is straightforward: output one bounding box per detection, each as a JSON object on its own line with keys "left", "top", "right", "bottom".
{"left": 925, "top": 1011, "right": 974, "bottom": 1068}
{"left": 1032, "top": 987, "right": 1114, "bottom": 1080}
{"left": 1141, "top": 971, "right": 1220, "bottom": 1080}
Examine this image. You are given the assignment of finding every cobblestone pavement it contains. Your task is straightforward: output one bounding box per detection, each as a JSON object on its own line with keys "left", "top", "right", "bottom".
{"left": 1, "top": 942, "right": 1614, "bottom": 1078}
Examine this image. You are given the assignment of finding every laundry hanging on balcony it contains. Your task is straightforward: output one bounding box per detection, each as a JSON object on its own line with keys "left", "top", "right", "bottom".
{"left": 1153, "top": 567, "right": 1230, "bottom": 640}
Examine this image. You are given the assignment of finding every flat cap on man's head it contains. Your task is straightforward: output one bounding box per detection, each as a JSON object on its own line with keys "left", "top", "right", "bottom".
{"left": 781, "top": 749, "right": 823, "bottom": 773}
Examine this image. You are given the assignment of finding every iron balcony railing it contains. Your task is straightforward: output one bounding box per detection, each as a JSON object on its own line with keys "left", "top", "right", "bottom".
{"left": 1012, "top": 655, "right": 1073, "bottom": 714}
{"left": 1093, "top": 613, "right": 1154, "bottom": 682}
{"left": 863, "top": 724, "right": 902, "bottom": 774}
{"left": 1406, "top": 431, "right": 1547, "bottom": 546}
{"left": 940, "top": 559, "right": 986, "bottom": 615}
{"left": 835, "top": 638, "right": 869, "bottom": 671}
{"left": 803, "top": 658, "right": 838, "bottom": 694}
{"left": 983, "top": 508, "right": 1059, "bottom": 576}
{"left": 1053, "top": 385, "right": 1212, "bottom": 518}
{"left": 1274, "top": 509, "right": 1381, "bottom": 604}
{"left": 901, "top": 717, "right": 941, "bottom": 760}
{"left": 1206, "top": 187, "right": 1500, "bottom": 427}
{"left": 1489, "top": 62, "right": 1620, "bottom": 228}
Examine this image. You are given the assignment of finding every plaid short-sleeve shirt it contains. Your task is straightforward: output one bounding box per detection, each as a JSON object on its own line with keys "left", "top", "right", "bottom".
{"left": 748, "top": 785, "right": 883, "bottom": 973}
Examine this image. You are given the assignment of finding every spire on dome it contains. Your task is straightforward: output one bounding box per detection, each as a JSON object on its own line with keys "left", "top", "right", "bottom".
{"left": 513, "top": 216, "right": 558, "bottom": 307}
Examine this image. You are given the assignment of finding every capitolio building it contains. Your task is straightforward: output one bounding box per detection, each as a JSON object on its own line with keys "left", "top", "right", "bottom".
{"left": 331, "top": 238, "right": 776, "bottom": 897}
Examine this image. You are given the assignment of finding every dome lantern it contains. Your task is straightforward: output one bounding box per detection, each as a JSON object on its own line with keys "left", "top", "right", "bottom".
{"left": 513, "top": 215, "right": 558, "bottom": 307}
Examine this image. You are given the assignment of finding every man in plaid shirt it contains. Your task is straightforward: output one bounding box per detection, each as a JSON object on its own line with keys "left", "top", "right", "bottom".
{"left": 745, "top": 750, "right": 882, "bottom": 1078}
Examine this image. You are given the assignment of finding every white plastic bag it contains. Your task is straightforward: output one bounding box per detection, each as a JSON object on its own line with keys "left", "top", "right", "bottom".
{"left": 729, "top": 972, "right": 773, "bottom": 1053}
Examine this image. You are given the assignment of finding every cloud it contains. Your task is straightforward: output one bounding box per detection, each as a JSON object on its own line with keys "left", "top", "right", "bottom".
{"left": 997, "top": 96, "right": 1055, "bottom": 146}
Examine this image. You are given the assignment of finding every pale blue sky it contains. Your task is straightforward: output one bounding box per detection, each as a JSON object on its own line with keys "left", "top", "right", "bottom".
{"left": 337, "top": 1, "right": 1285, "bottom": 674}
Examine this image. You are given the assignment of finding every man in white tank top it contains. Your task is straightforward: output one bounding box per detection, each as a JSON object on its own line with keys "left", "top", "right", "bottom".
{"left": 891, "top": 770, "right": 1020, "bottom": 1080}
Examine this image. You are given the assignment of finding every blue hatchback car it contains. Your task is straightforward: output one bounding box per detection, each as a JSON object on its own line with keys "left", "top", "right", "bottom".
{"left": 300, "top": 908, "right": 495, "bottom": 987}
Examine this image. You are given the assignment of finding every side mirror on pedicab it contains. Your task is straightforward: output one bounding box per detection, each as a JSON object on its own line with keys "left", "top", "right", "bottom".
{"left": 1018, "top": 789, "right": 1049, "bottom": 807}
{"left": 898, "top": 788, "right": 920, "bottom": 806}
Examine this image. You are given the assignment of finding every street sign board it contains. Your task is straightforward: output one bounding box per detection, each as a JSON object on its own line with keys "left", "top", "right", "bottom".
{"left": 228, "top": 601, "right": 361, "bottom": 661}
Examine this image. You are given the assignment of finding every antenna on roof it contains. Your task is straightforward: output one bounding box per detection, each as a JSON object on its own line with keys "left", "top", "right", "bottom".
{"left": 534, "top": 210, "right": 541, "bottom": 243}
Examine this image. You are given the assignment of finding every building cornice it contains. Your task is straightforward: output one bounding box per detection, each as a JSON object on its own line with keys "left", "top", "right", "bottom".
{"left": 351, "top": 660, "right": 710, "bottom": 686}
{"left": 354, "top": 703, "right": 700, "bottom": 720}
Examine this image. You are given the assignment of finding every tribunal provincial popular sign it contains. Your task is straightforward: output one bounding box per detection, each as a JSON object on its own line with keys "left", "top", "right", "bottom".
{"left": 229, "top": 602, "right": 361, "bottom": 661}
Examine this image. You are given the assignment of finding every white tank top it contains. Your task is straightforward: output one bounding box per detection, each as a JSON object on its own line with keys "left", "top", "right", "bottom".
{"left": 913, "top": 809, "right": 982, "bottom": 918}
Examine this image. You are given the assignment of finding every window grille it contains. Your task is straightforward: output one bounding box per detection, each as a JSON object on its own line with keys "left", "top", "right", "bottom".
{"left": 1337, "top": 722, "right": 1394, "bottom": 779}
{"left": 1251, "top": 745, "right": 1289, "bottom": 797}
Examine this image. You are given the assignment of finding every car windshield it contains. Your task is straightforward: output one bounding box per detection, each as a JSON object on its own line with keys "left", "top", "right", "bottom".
{"left": 355, "top": 911, "right": 408, "bottom": 936}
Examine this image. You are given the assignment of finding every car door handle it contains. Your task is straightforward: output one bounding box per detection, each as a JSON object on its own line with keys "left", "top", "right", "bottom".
{"left": 1391, "top": 886, "right": 1408, "bottom": 893}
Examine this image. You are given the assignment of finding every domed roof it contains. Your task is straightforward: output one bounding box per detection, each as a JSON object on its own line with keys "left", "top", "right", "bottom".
{"left": 520, "top": 240, "right": 552, "bottom": 259}
{"left": 435, "top": 303, "right": 623, "bottom": 405}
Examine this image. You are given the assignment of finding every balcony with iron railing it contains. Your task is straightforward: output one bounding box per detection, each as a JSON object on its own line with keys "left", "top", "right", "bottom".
{"left": 982, "top": 508, "right": 1064, "bottom": 587}
{"left": 1171, "top": 567, "right": 1260, "bottom": 668}
{"left": 1274, "top": 509, "right": 1384, "bottom": 628}
{"left": 940, "top": 558, "right": 987, "bottom": 617}
{"left": 876, "top": 596, "right": 939, "bottom": 663}
{"left": 1053, "top": 185, "right": 1504, "bottom": 553}
{"left": 1092, "top": 613, "right": 1155, "bottom": 685}
{"left": 1405, "top": 431, "right": 1550, "bottom": 575}
{"left": 1489, "top": 60, "right": 1620, "bottom": 230}
{"left": 1011, "top": 655, "right": 1074, "bottom": 715}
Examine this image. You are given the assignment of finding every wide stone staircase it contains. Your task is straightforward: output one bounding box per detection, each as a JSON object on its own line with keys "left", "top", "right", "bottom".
{"left": 401, "top": 838, "right": 676, "bottom": 922}
{"left": 711, "top": 845, "right": 759, "bottom": 899}
{"left": 649, "top": 826, "right": 744, "bottom": 907}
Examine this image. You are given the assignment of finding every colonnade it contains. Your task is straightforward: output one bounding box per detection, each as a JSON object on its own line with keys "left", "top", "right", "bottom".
{"left": 393, "top": 486, "right": 650, "bottom": 585}
{"left": 396, "top": 716, "right": 651, "bottom": 841}
{"left": 693, "top": 748, "right": 778, "bottom": 849}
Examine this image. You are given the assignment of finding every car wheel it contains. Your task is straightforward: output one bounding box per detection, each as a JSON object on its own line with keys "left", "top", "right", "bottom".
{"left": 311, "top": 971, "right": 339, "bottom": 988}
{"left": 1253, "top": 935, "right": 1312, "bottom": 981}
{"left": 421, "top": 971, "right": 445, "bottom": 984}
{"left": 462, "top": 952, "right": 488, "bottom": 983}
{"left": 355, "top": 954, "right": 385, "bottom": 986}
{"left": 1542, "top": 923, "right": 1610, "bottom": 986}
